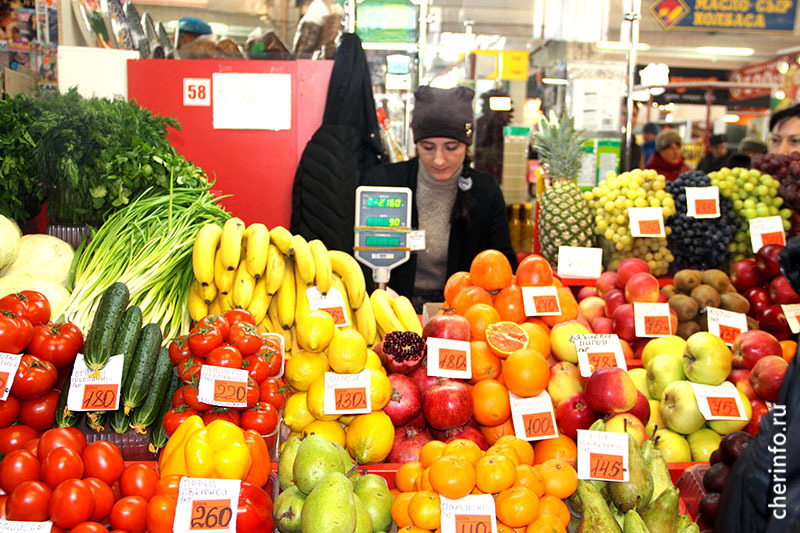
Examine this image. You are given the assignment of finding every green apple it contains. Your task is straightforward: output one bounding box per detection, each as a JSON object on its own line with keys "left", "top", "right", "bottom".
{"left": 627, "top": 368, "right": 651, "bottom": 400}
{"left": 660, "top": 380, "right": 706, "bottom": 435}
{"left": 687, "top": 427, "right": 722, "bottom": 462}
{"left": 645, "top": 399, "right": 664, "bottom": 437}
{"left": 654, "top": 428, "right": 692, "bottom": 462}
{"left": 642, "top": 335, "right": 687, "bottom": 367}
{"left": 646, "top": 353, "right": 685, "bottom": 400}
{"left": 708, "top": 389, "right": 753, "bottom": 435}
{"left": 683, "top": 332, "right": 732, "bottom": 385}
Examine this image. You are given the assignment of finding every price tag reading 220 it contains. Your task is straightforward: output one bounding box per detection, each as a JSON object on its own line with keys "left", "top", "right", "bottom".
{"left": 197, "top": 366, "right": 248, "bottom": 408}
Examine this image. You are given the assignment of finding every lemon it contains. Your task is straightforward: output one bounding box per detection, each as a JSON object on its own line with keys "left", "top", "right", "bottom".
{"left": 295, "top": 310, "right": 336, "bottom": 352}
{"left": 285, "top": 349, "right": 330, "bottom": 391}
{"left": 306, "top": 375, "right": 340, "bottom": 422}
{"left": 328, "top": 329, "right": 368, "bottom": 374}
{"left": 283, "top": 392, "right": 315, "bottom": 432}
{"left": 302, "top": 419, "right": 347, "bottom": 447}
{"left": 369, "top": 368, "right": 392, "bottom": 411}
{"left": 345, "top": 411, "right": 394, "bottom": 465}
{"left": 339, "top": 415, "right": 356, "bottom": 426}
{"left": 365, "top": 349, "right": 385, "bottom": 373}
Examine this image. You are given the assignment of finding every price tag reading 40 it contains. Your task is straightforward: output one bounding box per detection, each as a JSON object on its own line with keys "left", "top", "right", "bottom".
{"left": 307, "top": 286, "right": 350, "bottom": 327}
{"left": 689, "top": 382, "right": 747, "bottom": 421}
{"left": 0, "top": 352, "right": 22, "bottom": 401}
{"left": 67, "top": 353, "right": 124, "bottom": 412}
{"left": 576, "top": 430, "right": 629, "bottom": 482}
{"left": 521, "top": 286, "right": 561, "bottom": 317}
{"left": 509, "top": 391, "right": 558, "bottom": 441}
{"left": 197, "top": 365, "right": 249, "bottom": 408}
{"left": 633, "top": 302, "right": 672, "bottom": 338}
{"left": 628, "top": 207, "right": 665, "bottom": 237}
{"left": 440, "top": 494, "right": 497, "bottom": 533}
{"left": 706, "top": 307, "right": 748, "bottom": 346}
{"left": 781, "top": 304, "right": 800, "bottom": 334}
{"left": 572, "top": 334, "right": 626, "bottom": 378}
{"left": 427, "top": 337, "right": 472, "bottom": 379}
{"left": 174, "top": 478, "right": 240, "bottom": 533}
{"left": 323, "top": 370, "right": 371, "bottom": 415}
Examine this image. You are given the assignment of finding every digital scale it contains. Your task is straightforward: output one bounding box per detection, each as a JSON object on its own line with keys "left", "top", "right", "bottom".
{"left": 354, "top": 186, "right": 413, "bottom": 287}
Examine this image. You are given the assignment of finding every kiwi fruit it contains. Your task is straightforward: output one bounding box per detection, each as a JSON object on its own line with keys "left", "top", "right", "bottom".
{"left": 677, "top": 320, "right": 702, "bottom": 339}
{"left": 701, "top": 269, "right": 732, "bottom": 294}
{"left": 698, "top": 312, "right": 708, "bottom": 331}
{"left": 691, "top": 284, "right": 721, "bottom": 310}
{"left": 720, "top": 292, "right": 750, "bottom": 314}
{"left": 719, "top": 283, "right": 738, "bottom": 294}
{"left": 669, "top": 294, "right": 699, "bottom": 321}
{"left": 674, "top": 270, "right": 702, "bottom": 293}
{"left": 661, "top": 285, "right": 677, "bottom": 299}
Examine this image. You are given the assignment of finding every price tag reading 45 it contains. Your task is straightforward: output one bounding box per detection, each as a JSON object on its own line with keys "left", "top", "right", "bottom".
{"left": 521, "top": 286, "right": 561, "bottom": 317}
{"left": 628, "top": 207, "right": 665, "bottom": 237}
{"left": 706, "top": 307, "right": 748, "bottom": 346}
{"left": 197, "top": 365, "right": 249, "bottom": 408}
{"left": 633, "top": 302, "right": 672, "bottom": 338}
{"left": 689, "top": 382, "right": 747, "bottom": 421}
{"left": 174, "top": 478, "right": 240, "bottom": 533}
{"left": 427, "top": 337, "right": 472, "bottom": 379}
{"left": 576, "top": 430, "right": 629, "bottom": 482}
{"left": 509, "top": 391, "right": 558, "bottom": 441}
{"left": 307, "top": 286, "right": 350, "bottom": 327}
{"left": 440, "top": 494, "right": 497, "bottom": 533}
{"left": 0, "top": 352, "right": 22, "bottom": 401}
{"left": 67, "top": 353, "right": 124, "bottom": 412}
{"left": 323, "top": 370, "right": 372, "bottom": 415}
{"left": 572, "top": 334, "right": 626, "bottom": 378}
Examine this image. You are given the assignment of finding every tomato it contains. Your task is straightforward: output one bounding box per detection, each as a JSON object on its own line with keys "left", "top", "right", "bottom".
{"left": 168, "top": 335, "right": 192, "bottom": 366}
{"left": 38, "top": 428, "right": 85, "bottom": 458}
{"left": 202, "top": 408, "right": 240, "bottom": 426}
{"left": 229, "top": 322, "right": 262, "bottom": 356}
{"left": 178, "top": 357, "right": 204, "bottom": 384}
{"left": 154, "top": 474, "right": 183, "bottom": 499}
{"left": 187, "top": 324, "right": 224, "bottom": 357}
{"left": 259, "top": 377, "right": 289, "bottom": 410}
{"left": 82, "top": 441, "right": 124, "bottom": 485}
{"left": 0, "top": 292, "right": 51, "bottom": 327}
{"left": 18, "top": 390, "right": 59, "bottom": 431}
{"left": 147, "top": 494, "right": 177, "bottom": 533}
{"left": 41, "top": 447, "right": 84, "bottom": 489}
{"left": 236, "top": 482, "right": 274, "bottom": 533}
{"left": 83, "top": 477, "right": 115, "bottom": 523}
{"left": 263, "top": 338, "right": 284, "bottom": 377}
{"left": 225, "top": 308, "right": 256, "bottom": 327}
{"left": 6, "top": 480, "right": 51, "bottom": 521}
{"left": 23, "top": 437, "right": 38, "bottom": 456}
{"left": 70, "top": 523, "right": 110, "bottom": 533}
{"left": 242, "top": 353, "right": 269, "bottom": 384}
{"left": 27, "top": 322, "right": 83, "bottom": 369}
{"left": 206, "top": 344, "right": 243, "bottom": 369}
{"left": 110, "top": 495, "right": 148, "bottom": 533}
{"left": 120, "top": 463, "right": 159, "bottom": 500}
{"left": 0, "top": 449, "right": 40, "bottom": 494}
{"left": 49, "top": 478, "right": 95, "bottom": 529}
{"left": 0, "top": 312, "right": 33, "bottom": 354}
{"left": 172, "top": 385, "right": 188, "bottom": 407}
{"left": 63, "top": 427, "right": 87, "bottom": 451}
{"left": 240, "top": 402, "right": 278, "bottom": 435}
{"left": 163, "top": 405, "right": 200, "bottom": 436}
{"left": 182, "top": 383, "right": 211, "bottom": 411}
{"left": 198, "top": 314, "right": 231, "bottom": 340}
{"left": 0, "top": 494, "right": 7, "bottom": 520}
{"left": 244, "top": 377, "right": 260, "bottom": 409}
{"left": 0, "top": 424, "right": 38, "bottom": 454}
{"left": 11, "top": 354, "right": 57, "bottom": 400}
{"left": 0, "top": 396, "right": 20, "bottom": 428}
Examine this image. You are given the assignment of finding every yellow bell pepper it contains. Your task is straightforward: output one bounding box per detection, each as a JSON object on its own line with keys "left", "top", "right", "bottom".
{"left": 159, "top": 415, "right": 205, "bottom": 477}
{"left": 185, "top": 419, "right": 252, "bottom": 480}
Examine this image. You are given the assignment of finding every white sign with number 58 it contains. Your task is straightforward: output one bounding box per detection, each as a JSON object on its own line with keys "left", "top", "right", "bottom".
{"left": 184, "top": 78, "right": 211, "bottom": 107}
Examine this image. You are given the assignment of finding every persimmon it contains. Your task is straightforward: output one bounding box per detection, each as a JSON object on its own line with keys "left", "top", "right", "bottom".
{"left": 470, "top": 250, "right": 513, "bottom": 291}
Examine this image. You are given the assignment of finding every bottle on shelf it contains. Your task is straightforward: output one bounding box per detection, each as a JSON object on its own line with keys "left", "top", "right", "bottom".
{"left": 520, "top": 203, "right": 535, "bottom": 253}
{"left": 508, "top": 204, "right": 521, "bottom": 252}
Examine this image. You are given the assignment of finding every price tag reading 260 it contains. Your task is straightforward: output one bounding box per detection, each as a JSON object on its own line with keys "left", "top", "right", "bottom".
{"left": 323, "top": 370, "right": 372, "bottom": 415}
{"left": 197, "top": 365, "right": 249, "bottom": 408}
{"left": 191, "top": 500, "right": 233, "bottom": 530}
{"left": 174, "top": 478, "right": 240, "bottom": 533}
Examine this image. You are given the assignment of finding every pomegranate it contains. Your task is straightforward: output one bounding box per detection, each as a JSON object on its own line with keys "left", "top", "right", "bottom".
{"left": 409, "top": 365, "right": 441, "bottom": 397}
{"left": 422, "top": 309, "right": 471, "bottom": 341}
{"left": 406, "top": 411, "right": 428, "bottom": 431}
{"left": 376, "top": 331, "right": 426, "bottom": 375}
{"left": 387, "top": 425, "right": 432, "bottom": 463}
{"left": 423, "top": 380, "right": 473, "bottom": 430}
{"left": 429, "top": 416, "right": 481, "bottom": 440}
{"left": 439, "top": 425, "right": 489, "bottom": 450}
{"left": 384, "top": 374, "right": 422, "bottom": 427}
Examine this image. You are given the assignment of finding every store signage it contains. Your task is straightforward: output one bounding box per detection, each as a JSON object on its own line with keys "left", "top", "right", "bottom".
{"left": 650, "top": 0, "right": 796, "bottom": 33}
{"left": 729, "top": 56, "right": 794, "bottom": 101}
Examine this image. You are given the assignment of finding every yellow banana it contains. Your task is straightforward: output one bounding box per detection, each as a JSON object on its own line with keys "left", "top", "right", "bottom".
{"left": 247, "top": 276, "right": 271, "bottom": 325}
{"left": 292, "top": 234, "right": 316, "bottom": 286}
{"left": 276, "top": 259, "right": 296, "bottom": 329}
{"left": 370, "top": 289, "right": 404, "bottom": 333}
{"left": 391, "top": 295, "right": 423, "bottom": 336}
{"left": 200, "top": 282, "right": 217, "bottom": 305}
{"left": 264, "top": 244, "right": 286, "bottom": 296}
{"left": 269, "top": 226, "right": 295, "bottom": 255}
{"left": 214, "top": 249, "right": 236, "bottom": 294}
{"left": 256, "top": 319, "right": 270, "bottom": 335}
{"left": 354, "top": 296, "right": 378, "bottom": 347}
{"left": 267, "top": 297, "right": 281, "bottom": 333}
{"left": 208, "top": 296, "right": 222, "bottom": 316}
{"left": 220, "top": 217, "right": 246, "bottom": 271}
{"left": 309, "top": 239, "right": 332, "bottom": 294}
{"left": 329, "top": 250, "right": 366, "bottom": 308}
{"left": 243, "top": 223, "right": 270, "bottom": 279}
{"left": 295, "top": 262, "right": 310, "bottom": 318}
{"left": 192, "top": 223, "right": 222, "bottom": 287}
{"left": 331, "top": 274, "right": 356, "bottom": 329}
{"left": 290, "top": 324, "right": 301, "bottom": 354}
{"left": 233, "top": 260, "right": 256, "bottom": 308}
{"left": 188, "top": 280, "right": 208, "bottom": 322}
{"left": 219, "top": 290, "right": 236, "bottom": 313}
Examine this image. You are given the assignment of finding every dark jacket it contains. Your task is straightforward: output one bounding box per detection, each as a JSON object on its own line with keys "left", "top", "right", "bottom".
{"left": 290, "top": 33, "right": 387, "bottom": 252}
{"left": 361, "top": 158, "right": 517, "bottom": 300}
{"left": 697, "top": 151, "right": 728, "bottom": 173}
{"left": 645, "top": 150, "right": 689, "bottom": 181}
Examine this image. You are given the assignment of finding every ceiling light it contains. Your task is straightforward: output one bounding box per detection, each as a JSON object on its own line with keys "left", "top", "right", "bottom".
{"left": 542, "top": 78, "right": 568, "bottom": 85}
{"left": 723, "top": 114, "right": 740, "bottom": 123}
{"left": 776, "top": 90, "right": 787, "bottom": 100}
{"left": 777, "top": 61, "right": 790, "bottom": 74}
{"left": 696, "top": 46, "right": 754, "bottom": 57}
{"left": 597, "top": 40, "right": 650, "bottom": 51}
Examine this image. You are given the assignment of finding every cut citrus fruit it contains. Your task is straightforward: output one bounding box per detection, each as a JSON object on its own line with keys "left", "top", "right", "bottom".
{"left": 485, "top": 321, "right": 530, "bottom": 359}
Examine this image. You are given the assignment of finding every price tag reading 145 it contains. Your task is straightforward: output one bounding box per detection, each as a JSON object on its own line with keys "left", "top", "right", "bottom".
{"left": 633, "top": 302, "right": 672, "bottom": 338}
{"left": 576, "top": 429, "right": 629, "bottom": 482}
{"left": 174, "top": 478, "right": 240, "bottom": 533}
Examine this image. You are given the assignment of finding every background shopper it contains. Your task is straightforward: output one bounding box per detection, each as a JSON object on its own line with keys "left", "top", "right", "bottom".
{"left": 645, "top": 129, "right": 690, "bottom": 181}
{"left": 768, "top": 104, "right": 800, "bottom": 155}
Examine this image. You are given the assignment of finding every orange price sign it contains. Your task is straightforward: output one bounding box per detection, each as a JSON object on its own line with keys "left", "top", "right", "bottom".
{"left": 522, "top": 412, "right": 556, "bottom": 439}
{"left": 81, "top": 383, "right": 118, "bottom": 410}
{"left": 213, "top": 380, "right": 247, "bottom": 404}
{"left": 439, "top": 348, "right": 467, "bottom": 372}
{"left": 761, "top": 231, "right": 785, "bottom": 246}
{"left": 638, "top": 220, "right": 661, "bottom": 235}
{"left": 589, "top": 452, "right": 624, "bottom": 481}
{"left": 644, "top": 316, "right": 670, "bottom": 336}
{"left": 718, "top": 324, "right": 741, "bottom": 345}
{"left": 708, "top": 396, "right": 741, "bottom": 418}
{"left": 454, "top": 514, "right": 492, "bottom": 533}
{"left": 587, "top": 352, "right": 616, "bottom": 373}
{"left": 695, "top": 199, "right": 717, "bottom": 216}
{"left": 335, "top": 387, "right": 368, "bottom": 410}
{"left": 0, "top": 371, "right": 8, "bottom": 394}
{"left": 320, "top": 306, "right": 347, "bottom": 326}
{"left": 190, "top": 499, "right": 233, "bottom": 530}
{"left": 533, "top": 295, "right": 559, "bottom": 314}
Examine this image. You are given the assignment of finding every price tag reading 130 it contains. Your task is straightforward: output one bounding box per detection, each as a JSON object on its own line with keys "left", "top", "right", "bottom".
{"left": 323, "top": 370, "right": 372, "bottom": 415}
{"left": 576, "top": 430, "right": 629, "bottom": 482}
{"left": 509, "top": 391, "right": 558, "bottom": 441}
{"left": 67, "top": 353, "right": 124, "bottom": 412}
{"left": 427, "top": 337, "right": 472, "bottom": 379}
{"left": 440, "top": 494, "right": 497, "bottom": 533}
{"left": 197, "top": 365, "right": 249, "bottom": 408}
{"left": 572, "top": 334, "right": 626, "bottom": 377}
{"left": 521, "top": 286, "right": 561, "bottom": 316}
{"left": 0, "top": 352, "right": 22, "bottom": 401}
{"left": 633, "top": 302, "right": 672, "bottom": 337}
{"left": 174, "top": 477, "right": 240, "bottom": 533}
{"left": 689, "top": 382, "right": 747, "bottom": 421}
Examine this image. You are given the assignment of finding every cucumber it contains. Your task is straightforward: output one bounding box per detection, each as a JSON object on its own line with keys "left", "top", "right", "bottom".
{"left": 84, "top": 282, "right": 130, "bottom": 373}
{"left": 148, "top": 370, "right": 181, "bottom": 452}
{"left": 109, "top": 408, "right": 130, "bottom": 434}
{"left": 85, "top": 411, "right": 108, "bottom": 432}
{"left": 54, "top": 370, "right": 79, "bottom": 428}
{"left": 112, "top": 305, "right": 143, "bottom": 386}
{"left": 129, "top": 347, "right": 172, "bottom": 433}
{"left": 122, "top": 323, "right": 162, "bottom": 415}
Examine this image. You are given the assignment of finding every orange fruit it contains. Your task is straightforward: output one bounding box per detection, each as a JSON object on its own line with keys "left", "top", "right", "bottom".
{"left": 525, "top": 514, "right": 567, "bottom": 533}
{"left": 495, "top": 435, "right": 535, "bottom": 466}
{"left": 525, "top": 317, "right": 550, "bottom": 333}
{"left": 396, "top": 461, "right": 424, "bottom": 493}
{"left": 391, "top": 491, "right": 415, "bottom": 528}
{"left": 495, "top": 486, "right": 540, "bottom": 527}
{"left": 497, "top": 521, "right": 521, "bottom": 533}
{"left": 487, "top": 443, "right": 521, "bottom": 466}
{"left": 519, "top": 322, "right": 550, "bottom": 357}
{"left": 538, "top": 459, "right": 578, "bottom": 499}
{"left": 444, "top": 271, "right": 471, "bottom": 307}
{"left": 472, "top": 379, "right": 511, "bottom": 427}
{"left": 416, "top": 467, "right": 433, "bottom": 491}
{"left": 486, "top": 321, "right": 530, "bottom": 359}
{"left": 516, "top": 255, "right": 554, "bottom": 287}
{"left": 453, "top": 286, "right": 494, "bottom": 316}
{"left": 537, "top": 495, "right": 571, "bottom": 527}
{"left": 502, "top": 349, "right": 550, "bottom": 398}
{"left": 542, "top": 288, "right": 578, "bottom": 327}
{"left": 428, "top": 454, "right": 476, "bottom": 499}
{"left": 781, "top": 340, "right": 797, "bottom": 363}
{"left": 514, "top": 464, "right": 546, "bottom": 496}
{"left": 470, "top": 250, "right": 513, "bottom": 291}
{"left": 397, "top": 527, "right": 430, "bottom": 533}
{"left": 493, "top": 284, "right": 527, "bottom": 324}
{"left": 533, "top": 434, "right": 577, "bottom": 464}
{"left": 420, "top": 440, "right": 446, "bottom": 468}
{"left": 408, "top": 490, "right": 441, "bottom": 530}
{"left": 469, "top": 341, "right": 502, "bottom": 383}
{"left": 464, "top": 303, "right": 501, "bottom": 341}
{"left": 475, "top": 453, "right": 517, "bottom": 494}
{"left": 443, "top": 439, "right": 483, "bottom": 465}
{"left": 480, "top": 418, "right": 515, "bottom": 445}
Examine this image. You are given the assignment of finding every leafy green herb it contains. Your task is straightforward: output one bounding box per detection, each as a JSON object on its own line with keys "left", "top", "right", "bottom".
{"left": 0, "top": 95, "right": 46, "bottom": 223}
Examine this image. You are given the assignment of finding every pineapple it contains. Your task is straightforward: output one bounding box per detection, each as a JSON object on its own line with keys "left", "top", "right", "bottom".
{"left": 533, "top": 113, "right": 595, "bottom": 265}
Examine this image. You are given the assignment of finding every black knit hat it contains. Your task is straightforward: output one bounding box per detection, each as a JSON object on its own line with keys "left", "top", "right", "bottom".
{"left": 411, "top": 86, "right": 475, "bottom": 145}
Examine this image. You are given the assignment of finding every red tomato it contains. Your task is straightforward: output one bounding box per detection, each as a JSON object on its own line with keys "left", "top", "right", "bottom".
{"left": 49, "top": 478, "right": 95, "bottom": 529}
{"left": 187, "top": 324, "right": 224, "bottom": 356}
{"left": 147, "top": 494, "right": 177, "bottom": 533}
{"left": 242, "top": 353, "right": 269, "bottom": 384}
{"left": 199, "top": 314, "right": 231, "bottom": 340}
{"left": 18, "top": 390, "right": 59, "bottom": 431}
{"left": 163, "top": 406, "right": 200, "bottom": 436}
{"left": 182, "top": 384, "right": 211, "bottom": 411}
{"left": 110, "top": 495, "right": 148, "bottom": 533}
{"left": 0, "top": 494, "right": 7, "bottom": 520}
{"left": 0, "top": 424, "right": 38, "bottom": 454}
{"left": 82, "top": 441, "right": 124, "bottom": 485}
{"left": 168, "top": 335, "right": 192, "bottom": 366}
{"left": 225, "top": 309, "right": 256, "bottom": 327}
{"left": 262, "top": 338, "right": 284, "bottom": 377}
{"left": 206, "top": 344, "right": 243, "bottom": 369}
{"left": 27, "top": 322, "right": 83, "bottom": 368}
{"left": 120, "top": 463, "right": 159, "bottom": 500}
{"left": 0, "top": 312, "right": 33, "bottom": 354}
{"left": 259, "top": 377, "right": 289, "bottom": 410}
{"left": 38, "top": 428, "right": 85, "bottom": 458}
{"left": 172, "top": 385, "right": 187, "bottom": 407}
{"left": 202, "top": 408, "right": 240, "bottom": 426}
{"left": 240, "top": 402, "right": 278, "bottom": 435}
{"left": 0, "top": 396, "right": 20, "bottom": 428}
{"left": 63, "top": 427, "right": 87, "bottom": 451}
{"left": 70, "top": 523, "right": 110, "bottom": 533}
{"left": 6, "top": 480, "right": 51, "bottom": 521}
{"left": 0, "top": 292, "right": 50, "bottom": 327}
{"left": 178, "top": 357, "right": 203, "bottom": 384}
{"left": 11, "top": 354, "right": 57, "bottom": 399}
{"left": 23, "top": 437, "right": 38, "bottom": 456}
{"left": 83, "top": 477, "right": 115, "bottom": 523}
{"left": 154, "top": 474, "right": 183, "bottom": 499}
{"left": 237, "top": 482, "right": 274, "bottom": 533}
{"left": 41, "top": 447, "right": 84, "bottom": 489}
{"left": 228, "top": 322, "right": 262, "bottom": 356}
{"left": 244, "top": 377, "right": 260, "bottom": 409}
{"left": 0, "top": 449, "right": 40, "bottom": 494}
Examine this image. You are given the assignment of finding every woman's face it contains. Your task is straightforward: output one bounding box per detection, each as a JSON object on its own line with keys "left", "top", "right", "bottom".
{"left": 660, "top": 142, "right": 682, "bottom": 165}
{"left": 769, "top": 116, "right": 800, "bottom": 155}
{"left": 417, "top": 138, "right": 467, "bottom": 181}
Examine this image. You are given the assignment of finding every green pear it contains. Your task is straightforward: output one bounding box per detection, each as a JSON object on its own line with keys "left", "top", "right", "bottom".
{"left": 354, "top": 474, "right": 393, "bottom": 532}
{"left": 641, "top": 486, "right": 679, "bottom": 533}
{"left": 610, "top": 433, "right": 653, "bottom": 513}
{"left": 293, "top": 434, "right": 348, "bottom": 494}
{"left": 623, "top": 510, "right": 650, "bottom": 533}
{"left": 353, "top": 494, "right": 372, "bottom": 533}
{"left": 278, "top": 436, "right": 302, "bottom": 490}
{"left": 301, "top": 472, "right": 357, "bottom": 533}
{"left": 273, "top": 485, "right": 306, "bottom": 533}
{"left": 576, "top": 480, "right": 623, "bottom": 533}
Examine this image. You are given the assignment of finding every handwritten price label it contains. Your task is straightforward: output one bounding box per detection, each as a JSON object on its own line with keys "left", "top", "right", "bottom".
{"left": 707, "top": 307, "right": 748, "bottom": 346}
{"left": 639, "top": 220, "right": 661, "bottom": 235}
{"left": 509, "top": 391, "right": 558, "bottom": 442}
{"left": 556, "top": 246, "right": 603, "bottom": 279}
{"left": 0, "top": 353, "right": 21, "bottom": 401}
{"left": 781, "top": 304, "right": 800, "bottom": 334}
{"left": 191, "top": 500, "right": 233, "bottom": 530}
{"left": 645, "top": 316, "right": 670, "bottom": 335}
{"left": 81, "top": 384, "right": 119, "bottom": 410}
{"left": 628, "top": 207, "right": 665, "bottom": 237}
{"left": 175, "top": 478, "right": 240, "bottom": 533}
{"left": 440, "top": 348, "right": 468, "bottom": 372}
{"left": 213, "top": 380, "right": 247, "bottom": 404}
{"left": 455, "top": 515, "right": 493, "bottom": 533}
{"left": 324, "top": 370, "right": 372, "bottom": 415}
{"left": 67, "top": 353, "right": 124, "bottom": 412}
{"left": 427, "top": 338, "right": 472, "bottom": 379}
{"left": 198, "top": 365, "right": 249, "bottom": 408}
{"left": 589, "top": 453, "right": 625, "bottom": 481}
{"left": 634, "top": 303, "right": 672, "bottom": 338}
{"left": 708, "top": 396, "right": 741, "bottom": 418}
{"left": 750, "top": 216, "right": 786, "bottom": 253}
{"left": 573, "top": 335, "right": 626, "bottom": 378}
{"left": 521, "top": 412, "right": 556, "bottom": 440}
{"left": 577, "top": 429, "right": 629, "bottom": 482}
{"left": 440, "top": 494, "right": 497, "bottom": 533}
{"left": 334, "top": 387, "right": 368, "bottom": 410}
{"left": 534, "top": 295, "right": 560, "bottom": 314}
{"left": 588, "top": 352, "right": 616, "bottom": 371}
{"left": 0, "top": 521, "right": 54, "bottom": 532}
{"left": 686, "top": 186, "right": 720, "bottom": 218}
{"left": 762, "top": 231, "right": 786, "bottom": 246}
{"left": 718, "top": 325, "right": 741, "bottom": 344}
{"left": 521, "top": 286, "right": 561, "bottom": 317}
{"left": 307, "top": 286, "right": 350, "bottom": 327}
{"left": 689, "top": 382, "right": 747, "bottom": 421}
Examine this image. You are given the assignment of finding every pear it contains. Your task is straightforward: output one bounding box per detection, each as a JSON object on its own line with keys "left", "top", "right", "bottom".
{"left": 354, "top": 474, "right": 393, "bottom": 532}
{"left": 576, "top": 480, "right": 623, "bottom": 533}
{"left": 278, "top": 436, "right": 302, "bottom": 490}
{"left": 353, "top": 494, "right": 373, "bottom": 533}
{"left": 301, "top": 472, "right": 357, "bottom": 533}
{"left": 623, "top": 510, "right": 650, "bottom": 533}
{"left": 610, "top": 433, "right": 654, "bottom": 512}
{"left": 293, "top": 434, "right": 348, "bottom": 494}
{"left": 641, "top": 486, "right": 679, "bottom": 533}
{"left": 273, "top": 485, "right": 306, "bottom": 533}
{"left": 646, "top": 448, "right": 673, "bottom": 501}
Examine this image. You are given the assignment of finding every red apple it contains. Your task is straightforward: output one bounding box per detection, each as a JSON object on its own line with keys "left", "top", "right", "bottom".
{"left": 590, "top": 317, "right": 614, "bottom": 334}
{"left": 744, "top": 287, "right": 772, "bottom": 319}
{"left": 387, "top": 425, "right": 432, "bottom": 463}
{"left": 611, "top": 303, "right": 637, "bottom": 342}
{"left": 604, "top": 289, "right": 627, "bottom": 317}
{"left": 620, "top": 339, "right": 634, "bottom": 361}
{"left": 731, "top": 330, "right": 782, "bottom": 369}
{"left": 743, "top": 398, "right": 769, "bottom": 436}
{"left": 596, "top": 271, "right": 619, "bottom": 298}
{"left": 730, "top": 258, "right": 765, "bottom": 293}
{"left": 616, "top": 258, "right": 650, "bottom": 289}
{"left": 578, "top": 296, "right": 607, "bottom": 323}
{"left": 584, "top": 366, "right": 638, "bottom": 414}
{"left": 625, "top": 272, "right": 660, "bottom": 304}
{"left": 423, "top": 380, "right": 473, "bottom": 430}
{"left": 555, "top": 392, "right": 601, "bottom": 440}
{"left": 657, "top": 292, "right": 669, "bottom": 303}
{"left": 759, "top": 305, "right": 793, "bottom": 341}
{"left": 750, "top": 355, "right": 789, "bottom": 402}
{"left": 769, "top": 275, "right": 800, "bottom": 305}
{"left": 632, "top": 339, "right": 649, "bottom": 360}
{"left": 627, "top": 390, "right": 651, "bottom": 425}
{"left": 605, "top": 412, "right": 648, "bottom": 445}
{"left": 756, "top": 244, "right": 785, "bottom": 280}
{"left": 728, "top": 368, "right": 759, "bottom": 402}
{"left": 577, "top": 286, "right": 598, "bottom": 302}
{"left": 547, "top": 361, "right": 583, "bottom": 408}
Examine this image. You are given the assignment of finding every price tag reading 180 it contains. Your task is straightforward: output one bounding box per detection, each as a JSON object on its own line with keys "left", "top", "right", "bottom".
{"left": 440, "top": 494, "right": 497, "bottom": 533}
{"left": 521, "top": 286, "right": 561, "bottom": 317}
{"left": 689, "top": 381, "right": 747, "bottom": 421}
{"left": 0, "top": 352, "right": 22, "bottom": 401}
{"left": 576, "top": 429, "right": 629, "bottom": 482}
{"left": 67, "top": 353, "right": 124, "bottom": 412}
{"left": 323, "top": 370, "right": 372, "bottom": 415}
{"left": 427, "top": 337, "right": 472, "bottom": 379}
{"left": 197, "top": 365, "right": 249, "bottom": 408}
{"left": 174, "top": 478, "right": 240, "bottom": 533}
{"left": 633, "top": 302, "right": 672, "bottom": 338}
{"left": 509, "top": 391, "right": 558, "bottom": 441}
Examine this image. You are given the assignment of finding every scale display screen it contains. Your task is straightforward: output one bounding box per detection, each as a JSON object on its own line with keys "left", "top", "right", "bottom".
{"left": 365, "top": 236, "right": 401, "bottom": 247}
{"left": 366, "top": 197, "right": 403, "bottom": 208}
{"left": 354, "top": 186, "right": 413, "bottom": 274}
{"left": 366, "top": 217, "right": 402, "bottom": 227}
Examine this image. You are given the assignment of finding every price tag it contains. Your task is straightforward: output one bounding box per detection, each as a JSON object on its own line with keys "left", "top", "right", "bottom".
{"left": 408, "top": 230, "right": 426, "bottom": 251}
{"left": 261, "top": 333, "right": 285, "bottom": 378}
{"left": 0, "top": 521, "right": 54, "bottom": 532}
{"left": 556, "top": 246, "right": 603, "bottom": 279}
{"left": 323, "top": 370, "right": 371, "bottom": 415}
{"left": 509, "top": 391, "right": 558, "bottom": 441}
{"left": 197, "top": 365, "right": 249, "bottom": 408}
{"left": 690, "top": 382, "right": 747, "bottom": 421}
{"left": 633, "top": 302, "right": 672, "bottom": 337}
{"left": 572, "top": 334, "right": 627, "bottom": 377}
{"left": 307, "top": 286, "right": 350, "bottom": 327}
{"left": 577, "top": 429, "right": 629, "bottom": 482}
{"left": 707, "top": 307, "right": 748, "bottom": 346}
{"left": 183, "top": 78, "right": 211, "bottom": 107}
{"left": 749, "top": 216, "right": 786, "bottom": 253}
{"left": 427, "top": 337, "right": 472, "bottom": 379}
{"left": 174, "top": 477, "right": 240, "bottom": 533}
{"left": 781, "top": 304, "right": 800, "bottom": 334}
{"left": 685, "top": 186, "right": 720, "bottom": 218}
{"left": 521, "top": 286, "right": 561, "bottom": 316}
{"left": 628, "top": 207, "right": 665, "bottom": 237}
{"left": 0, "top": 352, "right": 22, "bottom": 401}
{"left": 440, "top": 494, "right": 497, "bottom": 533}
{"left": 67, "top": 353, "right": 124, "bottom": 412}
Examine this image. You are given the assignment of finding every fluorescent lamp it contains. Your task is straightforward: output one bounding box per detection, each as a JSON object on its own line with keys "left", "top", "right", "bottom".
{"left": 696, "top": 46, "right": 754, "bottom": 57}
{"left": 722, "top": 114, "right": 740, "bottom": 123}
{"left": 489, "top": 96, "right": 512, "bottom": 111}
{"left": 597, "top": 41, "right": 650, "bottom": 51}
{"left": 542, "top": 78, "right": 568, "bottom": 85}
